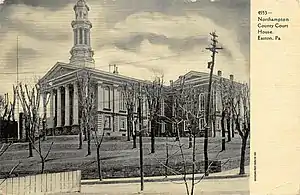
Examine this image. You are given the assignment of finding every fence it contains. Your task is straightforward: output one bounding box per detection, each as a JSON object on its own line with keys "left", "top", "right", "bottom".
{"left": 0, "top": 170, "right": 81, "bottom": 195}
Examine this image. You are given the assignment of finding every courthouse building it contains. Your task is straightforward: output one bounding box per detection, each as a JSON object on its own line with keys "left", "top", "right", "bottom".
{"left": 38, "top": 0, "right": 242, "bottom": 138}
{"left": 38, "top": 0, "right": 155, "bottom": 137}
{"left": 165, "top": 70, "right": 240, "bottom": 138}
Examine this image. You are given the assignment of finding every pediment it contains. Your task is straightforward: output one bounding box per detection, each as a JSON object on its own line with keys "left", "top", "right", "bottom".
{"left": 174, "top": 71, "right": 209, "bottom": 84}
{"left": 40, "top": 62, "right": 79, "bottom": 83}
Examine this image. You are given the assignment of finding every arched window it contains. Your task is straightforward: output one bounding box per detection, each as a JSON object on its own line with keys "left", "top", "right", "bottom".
{"left": 103, "top": 86, "right": 110, "bottom": 109}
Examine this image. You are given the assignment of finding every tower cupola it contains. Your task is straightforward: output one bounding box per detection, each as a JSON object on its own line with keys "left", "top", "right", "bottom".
{"left": 69, "top": 0, "right": 95, "bottom": 68}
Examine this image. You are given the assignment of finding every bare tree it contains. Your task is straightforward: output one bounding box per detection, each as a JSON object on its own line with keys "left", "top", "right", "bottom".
{"left": 155, "top": 76, "right": 224, "bottom": 195}
{"left": 122, "top": 83, "right": 138, "bottom": 147}
{"left": 17, "top": 84, "right": 39, "bottom": 157}
{"left": 77, "top": 69, "right": 97, "bottom": 155}
{"left": 217, "top": 77, "right": 232, "bottom": 151}
{"left": 231, "top": 83, "right": 250, "bottom": 175}
{"left": 17, "top": 83, "right": 53, "bottom": 173}
{"left": 92, "top": 125, "right": 105, "bottom": 181}
{"left": 0, "top": 87, "right": 17, "bottom": 143}
{"left": 143, "top": 76, "right": 164, "bottom": 153}
{"left": 0, "top": 142, "right": 12, "bottom": 157}
{"left": 31, "top": 118, "right": 54, "bottom": 174}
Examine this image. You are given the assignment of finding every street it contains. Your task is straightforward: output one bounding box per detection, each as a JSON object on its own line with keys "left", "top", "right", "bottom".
{"left": 73, "top": 177, "right": 249, "bottom": 195}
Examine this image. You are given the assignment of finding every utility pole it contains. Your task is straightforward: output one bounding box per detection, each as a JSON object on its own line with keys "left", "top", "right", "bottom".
{"left": 138, "top": 83, "right": 144, "bottom": 191}
{"left": 204, "top": 31, "right": 223, "bottom": 176}
{"left": 17, "top": 35, "right": 20, "bottom": 140}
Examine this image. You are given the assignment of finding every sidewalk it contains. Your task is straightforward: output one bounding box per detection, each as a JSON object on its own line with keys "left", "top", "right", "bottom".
{"left": 81, "top": 166, "right": 249, "bottom": 185}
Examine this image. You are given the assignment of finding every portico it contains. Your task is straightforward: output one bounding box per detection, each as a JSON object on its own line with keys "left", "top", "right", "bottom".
{"left": 41, "top": 80, "right": 80, "bottom": 134}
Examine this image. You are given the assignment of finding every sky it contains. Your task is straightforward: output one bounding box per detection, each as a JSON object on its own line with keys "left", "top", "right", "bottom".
{"left": 0, "top": 0, "right": 249, "bottom": 94}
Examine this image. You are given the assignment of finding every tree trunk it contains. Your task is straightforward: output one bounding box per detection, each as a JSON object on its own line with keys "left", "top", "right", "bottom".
{"left": 151, "top": 119, "right": 155, "bottom": 153}
{"left": 221, "top": 111, "right": 226, "bottom": 151}
{"left": 188, "top": 132, "right": 192, "bottom": 149}
{"left": 239, "top": 137, "right": 247, "bottom": 175}
{"left": 41, "top": 157, "right": 45, "bottom": 174}
{"left": 231, "top": 116, "right": 235, "bottom": 138}
{"left": 212, "top": 119, "right": 216, "bottom": 137}
{"left": 87, "top": 127, "right": 91, "bottom": 156}
{"left": 42, "top": 121, "right": 46, "bottom": 141}
{"left": 126, "top": 113, "right": 131, "bottom": 141}
{"left": 28, "top": 141, "right": 33, "bottom": 157}
{"left": 165, "top": 135, "right": 169, "bottom": 178}
{"left": 78, "top": 118, "right": 83, "bottom": 149}
{"left": 175, "top": 123, "right": 179, "bottom": 141}
{"left": 28, "top": 126, "right": 33, "bottom": 157}
{"left": 97, "top": 145, "right": 102, "bottom": 181}
{"left": 83, "top": 126, "right": 87, "bottom": 141}
{"left": 78, "top": 129, "right": 83, "bottom": 150}
{"left": 227, "top": 117, "right": 231, "bottom": 142}
{"left": 133, "top": 121, "right": 137, "bottom": 148}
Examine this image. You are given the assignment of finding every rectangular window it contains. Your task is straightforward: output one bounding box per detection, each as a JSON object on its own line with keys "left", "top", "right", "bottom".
{"left": 120, "top": 118, "right": 126, "bottom": 130}
{"left": 119, "top": 91, "right": 126, "bottom": 111}
{"left": 104, "top": 116, "right": 111, "bottom": 129}
{"left": 103, "top": 86, "right": 110, "bottom": 109}
{"left": 79, "top": 28, "right": 83, "bottom": 44}
{"left": 199, "top": 93, "right": 205, "bottom": 111}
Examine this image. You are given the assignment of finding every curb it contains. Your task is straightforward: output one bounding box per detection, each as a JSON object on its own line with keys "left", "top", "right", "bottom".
{"left": 81, "top": 174, "right": 249, "bottom": 185}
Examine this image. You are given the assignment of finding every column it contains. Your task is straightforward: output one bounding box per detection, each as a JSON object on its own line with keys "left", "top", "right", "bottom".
{"left": 52, "top": 90, "right": 56, "bottom": 128}
{"left": 73, "top": 82, "right": 79, "bottom": 125}
{"left": 65, "top": 85, "right": 70, "bottom": 126}
{"left": 73, "top": 29, "right": 76, "bottom": 45}
{"left": 57, "top": 87, "right": 62, "bottom": 127}
{"left": 49, "top": 90, "right": 54, "bottom": 128}
{"left": 77, "top": 28, "right": 80, "bottom": 44}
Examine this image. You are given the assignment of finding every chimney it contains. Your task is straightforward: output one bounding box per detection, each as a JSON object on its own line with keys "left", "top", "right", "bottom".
{"left": 217, "top": 70, "right": 222, "bottom": 77}
{"left": 170, "top": 80, "right": 173, "bottom": 86}
{"left": 113, "top": 64, "right": 119, "bottom": 74}
{"left": 230, "top": 74, "right": 234, "bottom": 81}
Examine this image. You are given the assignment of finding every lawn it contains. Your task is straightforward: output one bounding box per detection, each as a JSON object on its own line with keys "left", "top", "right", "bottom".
{"left": 0, "top": 135, "right": 250, "bottom": 179}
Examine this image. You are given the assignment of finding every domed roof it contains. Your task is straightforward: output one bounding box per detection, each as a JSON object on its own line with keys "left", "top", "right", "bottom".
{"left": 74, "top": 0, "right": 90, "bottom": 11}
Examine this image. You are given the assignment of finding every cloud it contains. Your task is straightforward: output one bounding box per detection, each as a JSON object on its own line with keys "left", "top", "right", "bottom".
{"left": 0, "top": 0, "right": 249, "bottom": 94}
{"left": 94, "top": 38, "right": 247, "bottom": 84}
{"left": 113, "top": 12, "right": 246, "bottom": 66}
{"left": 113, "top": 32, "right": 210, "bottom": 54}
{"left": 3, "top": 0, "right": 72, "bottom": 10}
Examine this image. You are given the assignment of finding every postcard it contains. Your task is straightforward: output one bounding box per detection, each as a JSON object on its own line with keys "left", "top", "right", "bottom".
{"left": 0, "top": 0, "right": 299, "bottom": 195}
